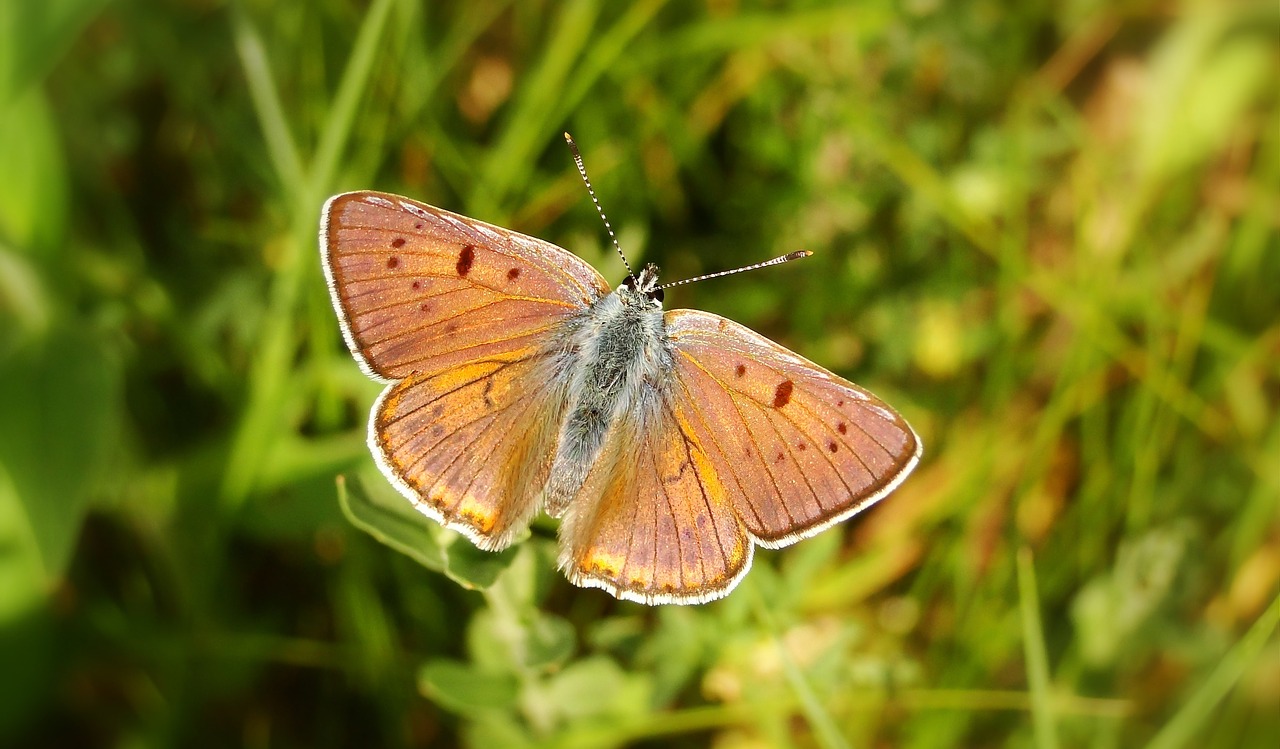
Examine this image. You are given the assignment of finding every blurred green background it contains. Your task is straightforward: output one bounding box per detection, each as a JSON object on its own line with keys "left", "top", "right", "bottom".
{"left": 1, "top": 0, "right": 1277, "bottom": 747}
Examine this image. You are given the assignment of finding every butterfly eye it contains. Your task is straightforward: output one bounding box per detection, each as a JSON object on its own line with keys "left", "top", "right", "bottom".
{"left": 651, "top": 288, "right": 665, "bottom": 303}
{"left": 621, "top": 276, "right": 636, "bottom": 289}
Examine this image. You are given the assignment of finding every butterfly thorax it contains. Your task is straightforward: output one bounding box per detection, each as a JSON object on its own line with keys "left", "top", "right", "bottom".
{"left": 543, "top": 264, "right": 671, "bottom": 517}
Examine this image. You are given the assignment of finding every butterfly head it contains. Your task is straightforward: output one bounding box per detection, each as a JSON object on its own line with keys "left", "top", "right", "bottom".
{"left": 619, "top": 264, "right": 665, "bottom": 308}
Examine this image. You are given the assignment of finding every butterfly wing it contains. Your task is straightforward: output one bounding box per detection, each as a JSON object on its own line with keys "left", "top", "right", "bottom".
{"left": 665, "top": 309, "right": 922, "bottom": 548}
{"left": 321, "top": 191, "right": 611, "bottom": 549}
{"left": 557, "top": 392, "right": 753, "bottom": 605}
{"left": 322, "top": 191, "right": 609, "bottom": 381}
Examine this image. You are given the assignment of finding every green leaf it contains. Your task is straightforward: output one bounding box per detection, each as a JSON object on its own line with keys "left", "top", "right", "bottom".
{"left": 0, "top": 0, "right": 110, "bottom": 103}
{"left": 444, "top": 537, "right": 521, "bottom": 591}
{"left": 535, "top": 656, "right": 652, "bottom": 727}
{"left": 337, "top": 472, "right": 523, "bottom": 591}
{"left": 463, "top": 714, "right": 534, "bottom": 749}
{"left": 418, "top": 659, "right": 520, "bottom": 715}
{"left": 522, "top": 612, "right": 577, "bottom": 672}
{"left": 336, "top": 474, "right": 445, "bottom": 572}
{"left": 0, "top": 89, "right": 67, "bottom": 263}
{"left": 0, "top": 325, "right": 121, "bottom": 622}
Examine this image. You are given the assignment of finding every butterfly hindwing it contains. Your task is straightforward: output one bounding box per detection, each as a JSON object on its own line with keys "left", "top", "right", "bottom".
{"left": 666, "top": 309, "right": 922, "bottom": 548}
{"left": 557, "top": 392, "right": 753, "bottom": 604}
{"left": 371, "top": 353, "right": 571, "bottom": 549}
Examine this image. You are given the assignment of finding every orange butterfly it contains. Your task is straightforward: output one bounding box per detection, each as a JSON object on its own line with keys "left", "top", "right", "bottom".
{"left": 321, "top": 137, "right": 921, "bottom": 604}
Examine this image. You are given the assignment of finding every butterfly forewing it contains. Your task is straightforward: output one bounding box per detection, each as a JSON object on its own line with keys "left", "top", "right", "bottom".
{"left": 322, "top": 191, "right": 609, "bottom": 380}
{"left": 666, "top": 310, "right": 922, "bottom": 548}
{"left": 322, "top": 191, "right": 610, "bottom": 548}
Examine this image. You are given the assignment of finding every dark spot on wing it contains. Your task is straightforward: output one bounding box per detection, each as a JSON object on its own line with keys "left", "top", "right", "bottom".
{"left": 663, "top": 459, "right": 691, "bottom": 485}
{"left": 837, "top": 422, "right": 847, "bottom": 434}
{"left": 507, "top": 267, "right": 521, "bottom": 281}
{"left": 414, "top": 222, "right": 423, "bottom": 229}
{"left": 456, "top": 245, "right": 475, "bottom": 277}
{"left": 773, "top": 380, "right": 794, "bottom": 408}
{"left": 735, "top": 364, "right": 746, "bottom": 377}
{"left": 386, "top": 256, "right": 400, "bottom": 269}
{"left": 391, "top": 237, "right": 406, "bottom": 248}
{"left": 444, "top": 322, "right": 458, "bottom": 334}
{"left": 775, "top": 452, "right": 785, "bottom": 463}
{"left": 827, "top": 440, "right": 838, "bottom": 453}
{"left": 419, "top": 302, "right": 432, "bottom": 313}
{"left": 797, "top": 441, "right": 807, "bottom": 451}
{"left": 837, "top": 399, "right": 845, "bottom": 407}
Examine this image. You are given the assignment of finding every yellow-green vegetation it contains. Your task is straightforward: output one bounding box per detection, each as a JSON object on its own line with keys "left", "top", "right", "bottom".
{"left": 1, "top": 1, "right": 1276, "bottom": 747}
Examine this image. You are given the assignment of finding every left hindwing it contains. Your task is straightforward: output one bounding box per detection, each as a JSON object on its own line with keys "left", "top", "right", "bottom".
{"left": 665, "top": 309, "right": 922, "bottom": 548}
{"left": 370, "top": 351, "right": 570, "bottom": 551}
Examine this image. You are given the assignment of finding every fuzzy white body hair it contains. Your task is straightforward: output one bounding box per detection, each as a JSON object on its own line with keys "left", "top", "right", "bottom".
{"left": 543, "top": 276, "right": 671, "bottom": 516}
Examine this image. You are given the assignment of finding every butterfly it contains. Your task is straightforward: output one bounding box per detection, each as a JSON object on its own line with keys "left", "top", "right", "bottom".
{"left": 320, "top": 137, "right": 921, "bottom": 605}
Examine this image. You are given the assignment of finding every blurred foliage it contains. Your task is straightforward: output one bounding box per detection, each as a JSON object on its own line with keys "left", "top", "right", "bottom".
{"left": 0, "top": 0, "right": 1277, "bottom": 747}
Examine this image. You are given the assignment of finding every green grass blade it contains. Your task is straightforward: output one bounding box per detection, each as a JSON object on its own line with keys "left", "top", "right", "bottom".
{"left": 1144, "top": 595, "right": 1280, "bottom": 749}
{"left": 1018, "top": 547, "right": 1060, "bottom": 749}
{"left": 230, "top": 4, "right": 305, "bottom": 197}
{"left": 751, "top": 585, "right": 851, "bottom": 749}
{"left": 308, "top": 0, "right": 398, "bottom": 199}
{"left": 221, "top": 0, "right": 397, "bottom": 508}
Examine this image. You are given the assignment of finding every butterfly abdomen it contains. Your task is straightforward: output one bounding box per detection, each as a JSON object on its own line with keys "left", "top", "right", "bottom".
{"left": 543, "top": 287, "right": 671, "bottom": 517}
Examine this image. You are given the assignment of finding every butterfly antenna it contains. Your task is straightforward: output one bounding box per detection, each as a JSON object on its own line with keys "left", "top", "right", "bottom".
{"left": 564, "top": 132, "right": 635, "bottom": 279}
{"left": 658, "top": 250, "right": 813, "bottom": 290}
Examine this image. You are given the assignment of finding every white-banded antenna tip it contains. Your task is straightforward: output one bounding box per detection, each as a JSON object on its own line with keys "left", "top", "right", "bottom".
{"left": 659, "top": 249, "right": 813, "bottom": 290}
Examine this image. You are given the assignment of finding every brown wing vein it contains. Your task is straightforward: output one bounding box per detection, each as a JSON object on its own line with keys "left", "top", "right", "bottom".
{"left": 672, "top": 377, "right": 768, "bottom": 531}
{"left": 773, "top": 396, "right": 867, "bottom": 499}
{"left": 675, "top": 350, "right": 789, "bottom": 528}
{"left": 665, "top": 398, "right": 726, "bottom": 575}
{"left": 384, "top": 358, "right": 526, "bottom": 428}
{"left": 359, "top": 305, "right": 558, "bottom": 349}
{"left": 842, "top": 401, "right": 905, "bottom": 458}
{"left": 453, "top": 392, "right": 547, "bottom": 508}
{"left": 649, "top": 444, "right": 686, "bottom": 592}
{"left": 351, "top": 290, "right": 573, "bottom": 332}
{"left": 411, "top": 383, "right": 542, "bottom": 493}
{"left": 390, "top": 335, "right": 544, "bottom": 373}
{"left": 755, "top": 395, "right": 828, "bottom": 513}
